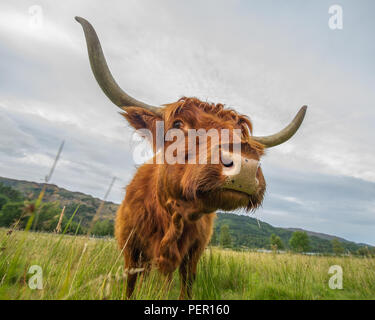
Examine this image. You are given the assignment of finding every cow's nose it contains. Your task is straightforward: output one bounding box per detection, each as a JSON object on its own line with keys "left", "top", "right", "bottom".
{"left": 221, "top": 151, "right": 259, "bottom": 196}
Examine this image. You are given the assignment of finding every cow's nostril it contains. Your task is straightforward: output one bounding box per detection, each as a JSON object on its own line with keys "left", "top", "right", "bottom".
{"left": 220, "top": 151, "right": 234, "bottom": 168}
{"left": 223, "top": 160, "right": 234, "bottom": 168}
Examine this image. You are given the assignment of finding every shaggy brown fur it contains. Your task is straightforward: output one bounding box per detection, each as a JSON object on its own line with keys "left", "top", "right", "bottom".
{"left": 115, "top": 97, "right": 266, "bottom": 299}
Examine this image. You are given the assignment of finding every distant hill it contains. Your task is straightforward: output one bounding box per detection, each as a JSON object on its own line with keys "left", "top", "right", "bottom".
{"left": 213, "top": 213, "right": 365, "bottom": 253}
{"left": 0, "top": 176, "right": 369, "bottom": 253}
{"left": 0, "top": 176, "right": 118, "bottom": 223}
{"left": 286, "top": 228, "right": 349, "bottom": 243}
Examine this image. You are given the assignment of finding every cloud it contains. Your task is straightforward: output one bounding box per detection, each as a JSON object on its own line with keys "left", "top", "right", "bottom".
{"left": 257, "top": 166, "right": 375, "bottom": 244}
{"left": 0, "top": 0, "right": 374, "bottom": 244}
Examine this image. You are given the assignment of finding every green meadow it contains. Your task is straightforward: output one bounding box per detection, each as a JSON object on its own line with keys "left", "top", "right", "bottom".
{"left": 0, "top": 228, "right": 374, "bottom": 300}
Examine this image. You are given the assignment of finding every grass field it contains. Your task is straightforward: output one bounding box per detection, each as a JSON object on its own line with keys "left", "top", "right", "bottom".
{"left": 0, "top": 228, "right": 374, "bottom": 300}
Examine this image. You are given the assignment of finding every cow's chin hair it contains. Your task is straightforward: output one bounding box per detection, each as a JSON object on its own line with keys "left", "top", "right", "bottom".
{"left": 196, "top": 187, "right": 265, "bottom": 213}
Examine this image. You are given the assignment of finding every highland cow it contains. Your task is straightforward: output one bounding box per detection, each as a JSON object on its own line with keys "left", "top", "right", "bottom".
{"left": 76, "top": 17, "right": 307, "bottom": 299}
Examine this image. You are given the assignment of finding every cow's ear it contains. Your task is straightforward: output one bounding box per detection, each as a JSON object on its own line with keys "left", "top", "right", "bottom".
{"left": 121, "top": 107, "right": 162, "bottom": 131}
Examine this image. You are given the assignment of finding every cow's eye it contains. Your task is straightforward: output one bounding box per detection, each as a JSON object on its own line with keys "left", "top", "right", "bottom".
{"left": 173, "top": 120, "right": 184, "bottom": 129}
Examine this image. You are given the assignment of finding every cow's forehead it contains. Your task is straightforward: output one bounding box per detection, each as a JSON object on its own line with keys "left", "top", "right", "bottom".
{"left": 163, "top": 97, "right": 248, "bottom": 127}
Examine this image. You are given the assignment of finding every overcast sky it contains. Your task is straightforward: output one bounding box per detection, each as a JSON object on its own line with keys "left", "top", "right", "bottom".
{"left": 0, "top": 0, "right": 374, "bottom": 244}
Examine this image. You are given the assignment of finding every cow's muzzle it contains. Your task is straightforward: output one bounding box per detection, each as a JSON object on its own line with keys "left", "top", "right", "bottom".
{"left": 221, "top": 151, "right": 260, "bottom": 196}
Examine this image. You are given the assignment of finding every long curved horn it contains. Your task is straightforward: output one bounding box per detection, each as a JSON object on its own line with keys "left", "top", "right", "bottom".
{"left": 252, "top": 106, "right": 307, "bottom": 148}
{"left": 75, "top": 16, "right": 162, "bottom": 115}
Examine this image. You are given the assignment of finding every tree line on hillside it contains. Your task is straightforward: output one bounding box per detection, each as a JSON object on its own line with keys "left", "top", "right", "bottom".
{"left": 212, "top": 212, "right": 373, "bottom": 254}
{"left": 210, "top": 223, "right": 375, "bottom": 256}
{"left": 0, "top": 183, "right": 113, "bottom": 237}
